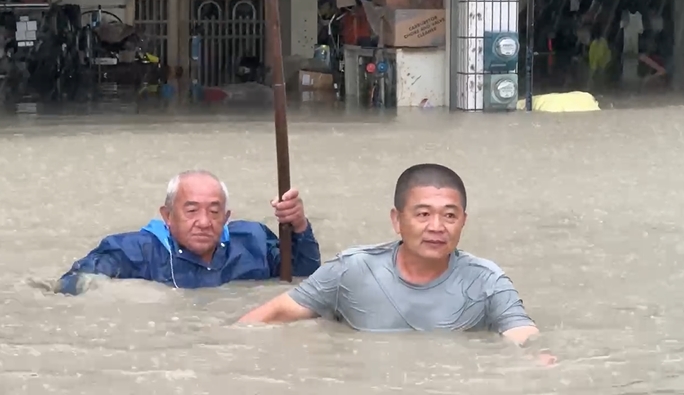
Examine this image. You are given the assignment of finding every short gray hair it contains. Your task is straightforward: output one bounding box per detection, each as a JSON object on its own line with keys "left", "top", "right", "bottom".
{"left": 164, "top": 170, "right": 229, "bottom": 208}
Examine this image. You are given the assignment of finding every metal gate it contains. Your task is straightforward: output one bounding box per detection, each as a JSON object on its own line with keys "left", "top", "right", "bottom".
{"left": 190, "top": 0, "right": 265, "bottom": 86}
{"left": 134, "top": 0, "right": 169, "bottom": 65}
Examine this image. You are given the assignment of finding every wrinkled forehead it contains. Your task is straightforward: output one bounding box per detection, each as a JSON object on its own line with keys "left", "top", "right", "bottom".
{"left": 175, "top": 175, "right": 226, "bottom": 206}
{"left": 406, "top": 186, "right": 464, "bottom": 210}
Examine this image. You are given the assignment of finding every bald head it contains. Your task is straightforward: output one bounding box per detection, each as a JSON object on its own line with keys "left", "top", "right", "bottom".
{"left": 393, "top": 163, "right": 467, "bottom": 211}
{"left": 164, "top": 170, "right": 229, "bottom": 209}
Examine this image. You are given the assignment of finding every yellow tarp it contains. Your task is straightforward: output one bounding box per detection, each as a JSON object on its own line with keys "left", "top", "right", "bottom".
{"left": 516, "top": 91, "right": 601, "bottom": 113}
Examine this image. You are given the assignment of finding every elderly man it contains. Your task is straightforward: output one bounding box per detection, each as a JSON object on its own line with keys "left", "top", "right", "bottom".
{"left": 55, "top": 170, "right": 321, "bottom": 295}
{"left": 239, "top": 164, "right": 549, "bottom": 354}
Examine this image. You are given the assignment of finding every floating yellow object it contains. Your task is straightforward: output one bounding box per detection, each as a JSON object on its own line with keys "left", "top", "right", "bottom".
{"left": 140, "top": 53, "right": 160, "bottom": 63}
{"left": 516, "top": 91, "right": 601, "bottom": 112}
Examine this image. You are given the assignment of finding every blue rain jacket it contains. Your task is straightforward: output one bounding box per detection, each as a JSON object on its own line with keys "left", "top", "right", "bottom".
{"left": 56, "top": 219, "right": 321, "bottom": 295}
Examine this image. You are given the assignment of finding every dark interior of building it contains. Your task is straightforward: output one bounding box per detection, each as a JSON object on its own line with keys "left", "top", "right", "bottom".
{"left": 521, "top": 0, "right": 676, "bottom": 96}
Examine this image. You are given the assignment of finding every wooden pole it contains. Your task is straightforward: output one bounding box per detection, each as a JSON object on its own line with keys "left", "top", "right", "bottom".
{"left": 525, "top": 0, "right": 535, "bottom": 111}
{"left": 265, "top": 0, "right": 293, "bottom": 282}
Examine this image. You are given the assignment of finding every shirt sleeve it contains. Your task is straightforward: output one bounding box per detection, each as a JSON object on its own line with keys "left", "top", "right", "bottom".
{"left": 485, "top": 274, "right": 536, "bottom": 333}
{"left": 56, "top": 233, "right": 144, "bottom": 295}
{"left": 263, "top": 221, "right": 322, "bottom": 278}
{"left": 290, "top": 221, "right": 322, "bottom": 277}
{"left": 287, "top": 258, "right": 347, "bottom": 319}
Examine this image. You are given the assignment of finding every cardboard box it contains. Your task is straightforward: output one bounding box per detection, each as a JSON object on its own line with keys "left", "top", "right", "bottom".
{"left": 299, "top": 90, "right": 338, "bottom": 103}
{"left": 298, "top": 70, "right": 334, "bottom": 91}
{"left": 336, "top": 0, "right": 356, "bottom": 8}
{"left": 383, "top": 9, "right": 446, "bottom": 47}
{"left": 372, "top": 0, "right": 442, "bottom": 9}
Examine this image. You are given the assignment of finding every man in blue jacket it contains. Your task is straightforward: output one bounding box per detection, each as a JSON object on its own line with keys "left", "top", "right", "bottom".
{"left": 55, "top": 170, "right": 321, "bottom": 295}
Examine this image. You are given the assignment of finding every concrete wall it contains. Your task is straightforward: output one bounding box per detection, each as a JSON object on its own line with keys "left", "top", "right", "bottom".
{"left": 279, "top": 0, "right": 317, "bottom": 58}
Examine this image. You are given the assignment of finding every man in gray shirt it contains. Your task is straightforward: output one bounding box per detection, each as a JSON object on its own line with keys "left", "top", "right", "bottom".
{"left": 239, "top": 163, "right": 542, "bottom": 347}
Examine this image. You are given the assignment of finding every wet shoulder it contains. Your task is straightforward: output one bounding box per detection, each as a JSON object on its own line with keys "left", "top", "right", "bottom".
{"left": 454, "top": 251, "right": 506, "bottom": 276}
{"left": 227, "top": 220, "right": 268, "bottom": 235}
{"left": 103, "top": 230, "right": 159, "bottom": 249}
{"left": 99, "top": 230, "right": 166, "bottom": 262}
{"left": 337, "top": 241, "right": 398, "bottom": 258}
{"left": 446, "top": 251, "right": 509, "bottom": 299}
{"left": 225, "top": 221, "right": 273, "bottom": 252}
{"left": 328, "top": 241, "right": 398, "bottom": 272}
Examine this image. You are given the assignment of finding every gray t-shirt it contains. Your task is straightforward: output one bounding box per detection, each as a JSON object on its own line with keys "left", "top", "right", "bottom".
{"left": 288, "top": 241, "right": 535, "bottom": 333}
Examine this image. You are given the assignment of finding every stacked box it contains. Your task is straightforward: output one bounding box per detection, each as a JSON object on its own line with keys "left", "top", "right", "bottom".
{"left": 363, "top": 0, "right": 446, "bottom": 48}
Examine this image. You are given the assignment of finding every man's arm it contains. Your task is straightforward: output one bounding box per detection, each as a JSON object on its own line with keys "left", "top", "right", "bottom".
{"left": 55, "top": 233, "right": 146, "bottom": 295}
{"left": 238, "top": 258, "right": 345, "bottom": 323}
{"left": 263, "top": 221, "right": 321, "bottom": 278}
{"left": 485, "top": 274, "right": 539, "bottom": 345}
{"left": 485, "top": 274, "right": 558, "bottom": 365}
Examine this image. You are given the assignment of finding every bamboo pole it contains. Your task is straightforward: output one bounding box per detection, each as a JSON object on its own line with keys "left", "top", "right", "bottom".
{"left": 265, "top": 0, "right": 292, "bottom": 282}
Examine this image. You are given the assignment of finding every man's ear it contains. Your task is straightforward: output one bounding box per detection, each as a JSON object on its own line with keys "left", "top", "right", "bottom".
{"left": 224, "top": 210, "right": 232, "bottom": 225}
{"left": 390, "top": 208, "right": 401, "bottom": 235}
{"left": 159, "top": 206, "right": 171, "bottom": 225}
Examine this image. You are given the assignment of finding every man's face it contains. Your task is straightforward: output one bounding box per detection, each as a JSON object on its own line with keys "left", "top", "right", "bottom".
{"left": 390, "top": 186, "right": 467, "bottom": 261}
{"left": 160, "top": 175, "right": 230, "bottom": 260}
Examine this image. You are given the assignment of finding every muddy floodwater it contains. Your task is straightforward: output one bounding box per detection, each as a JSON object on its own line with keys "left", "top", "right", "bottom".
{"left": 1, "top": 106, "right": 684, "bottom": 395}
